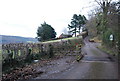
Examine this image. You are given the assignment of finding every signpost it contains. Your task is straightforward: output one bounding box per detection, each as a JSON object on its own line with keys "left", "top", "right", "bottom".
{"left": 109, "top": 34, "right": 114, "bottom": 47}
{"left": 109, "top": 34, "right": 113, "bottom": 41}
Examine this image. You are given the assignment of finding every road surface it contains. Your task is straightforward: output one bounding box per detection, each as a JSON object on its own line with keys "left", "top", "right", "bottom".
{"left": 34, "top": 37, "right": 118, "bottom": 79}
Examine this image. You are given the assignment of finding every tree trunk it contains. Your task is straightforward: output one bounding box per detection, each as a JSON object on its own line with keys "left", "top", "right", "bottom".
{"left": 75, "top": 26, "right": 77, "bottom": 37}
{"left": 78, "top": 25, "right": 81, "bottom": 34}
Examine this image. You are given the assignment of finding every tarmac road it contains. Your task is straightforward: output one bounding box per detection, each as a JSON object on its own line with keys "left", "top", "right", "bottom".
{"left": 35, "top": 37, "right": 118, "bottom": 79}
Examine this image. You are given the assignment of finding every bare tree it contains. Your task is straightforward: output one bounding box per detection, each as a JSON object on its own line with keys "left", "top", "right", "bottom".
{"left": 94, "top": 0, "right": 113, "bottom": 33}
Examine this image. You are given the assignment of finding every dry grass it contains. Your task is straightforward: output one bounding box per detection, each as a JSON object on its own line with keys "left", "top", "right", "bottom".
{"left": 90, "top": 37, "right": 102, "bottom": 43}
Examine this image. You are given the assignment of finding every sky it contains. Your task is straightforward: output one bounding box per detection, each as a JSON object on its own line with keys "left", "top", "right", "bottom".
{"left": 0, "top": 0, "right": 118, "bottom": 38}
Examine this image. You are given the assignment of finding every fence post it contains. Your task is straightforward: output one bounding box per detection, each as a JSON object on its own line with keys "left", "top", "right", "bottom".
{"left": 49, "top": 44, "right": 54, "bottom": 58}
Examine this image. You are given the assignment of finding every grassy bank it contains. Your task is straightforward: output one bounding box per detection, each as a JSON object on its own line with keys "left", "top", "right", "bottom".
{"left": 97, "top": 45, "right": 118, "bottom": 57}
{"left": 90, "top": 36, "right": 118, "bottom": 57}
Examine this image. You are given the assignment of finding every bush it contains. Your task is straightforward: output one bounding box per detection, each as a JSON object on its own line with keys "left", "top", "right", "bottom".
{"left": 102, "top": 28, "right": 113, "bottom": 47}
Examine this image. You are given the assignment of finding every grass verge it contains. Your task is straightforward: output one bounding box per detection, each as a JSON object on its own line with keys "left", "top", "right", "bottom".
{"left": 97, "top": 45, "right": 118, "bottom": 56}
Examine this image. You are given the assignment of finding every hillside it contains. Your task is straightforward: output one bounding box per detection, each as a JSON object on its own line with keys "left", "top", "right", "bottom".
{"left": 0, "top": 35, "right": 38, "bottom": 44}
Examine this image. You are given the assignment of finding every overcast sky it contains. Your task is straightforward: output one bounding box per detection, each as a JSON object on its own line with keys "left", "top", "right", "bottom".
{"left": 0, "top": 0, "right": 118, "bottom": 38}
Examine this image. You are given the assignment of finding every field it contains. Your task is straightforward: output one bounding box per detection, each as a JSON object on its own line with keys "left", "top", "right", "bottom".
{"left": 42, "top": 37, "right": 82, "bottom": 44}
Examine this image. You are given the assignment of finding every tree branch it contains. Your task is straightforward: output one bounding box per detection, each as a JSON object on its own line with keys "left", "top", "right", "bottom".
{"left": 95, "top": 0, "right": 103, "bottom": 8}
{"left": 95, "top": 0, "right": 102, "bottom": 6}
{"left": 108, "top": 0, "right": 112, "bottom": 4}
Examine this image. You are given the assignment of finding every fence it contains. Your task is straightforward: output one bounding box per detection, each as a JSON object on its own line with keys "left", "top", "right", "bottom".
{"left": 2, "top": 37, "right": 83, "bottom": 64}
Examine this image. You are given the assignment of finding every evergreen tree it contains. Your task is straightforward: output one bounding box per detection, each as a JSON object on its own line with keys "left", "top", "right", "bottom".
{"left": 37, "top": 22, "right": 56, "bottom": 41}
{"left": 68, "top": 14, "right": 87, "bottom": 37}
